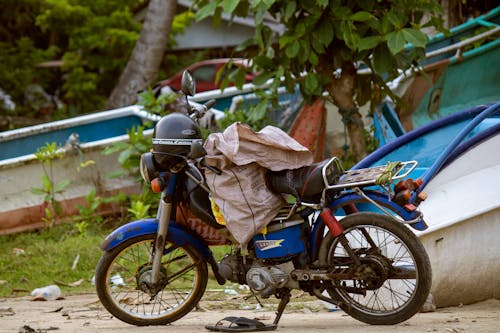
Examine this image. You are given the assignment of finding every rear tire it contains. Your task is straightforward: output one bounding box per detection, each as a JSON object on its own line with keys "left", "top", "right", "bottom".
{"left": 319, "top": 212, "right": 432, "bottom": 325}
{"left": 95, "top": 233, "right": 208, "bottom": 326}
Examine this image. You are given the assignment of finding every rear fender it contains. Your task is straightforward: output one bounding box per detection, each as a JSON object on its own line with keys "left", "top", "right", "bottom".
{"left": 99, "top": 218, "right": 211, "bottom": 259}
{"left": 310, "top": 190, "right": 427, "bottom": 259}
{"left": 328, "top": 190, "right": 427, "bottom": 230}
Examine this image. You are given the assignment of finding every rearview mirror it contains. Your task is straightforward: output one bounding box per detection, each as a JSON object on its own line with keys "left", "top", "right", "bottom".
{"left": 181, "top": 70, "right": 196, "bottom": 96}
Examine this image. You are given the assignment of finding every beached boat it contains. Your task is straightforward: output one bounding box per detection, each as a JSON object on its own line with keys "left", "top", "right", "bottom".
{"left": 0, "top": 106, "right": 160, "bottom": 234}
{"left": 353, "top": 102, "right": 500, "bottom": 307}
{"left": 382, "top": 6, "right": 500, "bottom": 140}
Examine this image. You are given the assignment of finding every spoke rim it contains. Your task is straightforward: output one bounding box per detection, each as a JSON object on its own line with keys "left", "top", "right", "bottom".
{"left": 105, "top": 239, "right": 199, "bottom": 320}
{"left": 330, "top": 224, "right": 419, "bottom": 316}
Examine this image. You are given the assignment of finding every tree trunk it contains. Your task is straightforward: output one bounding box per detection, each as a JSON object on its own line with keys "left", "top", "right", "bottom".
{"left": 323, "top": 61, "right": 367, "bottom": 161}
{"left": 106, "top": 0, "right": 177, "bottom": 109}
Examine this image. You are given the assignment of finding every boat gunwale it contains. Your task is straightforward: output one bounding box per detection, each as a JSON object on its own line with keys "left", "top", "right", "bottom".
{"left": 0, "top": 129, "right": 155, "bottom": 169}
{"left": 354, "top": 103, "right": 495, "bottom": 169}
{"left": 0, "top": 105, "right": 160, "bottom": 142}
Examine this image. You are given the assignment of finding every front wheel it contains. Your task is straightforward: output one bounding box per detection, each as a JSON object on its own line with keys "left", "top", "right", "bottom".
{"left": 95, "top": 234, "right": 208, "bottom": 326}
{"left": 318, "top": 212, "right": 431, "bottom": 325}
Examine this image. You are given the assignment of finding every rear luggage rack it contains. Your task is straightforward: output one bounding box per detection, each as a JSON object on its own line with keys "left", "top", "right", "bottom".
{"left": 327, "top": 160, "right": 418, "bottom": 190}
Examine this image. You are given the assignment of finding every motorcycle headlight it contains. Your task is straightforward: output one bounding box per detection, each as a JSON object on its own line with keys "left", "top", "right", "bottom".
{"left": 139, "top": 152, "right": 158, "bottom": 184}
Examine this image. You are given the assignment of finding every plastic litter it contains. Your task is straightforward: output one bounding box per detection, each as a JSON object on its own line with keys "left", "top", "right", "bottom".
{"left": 110, "top": 274, "right": 125, "bottom": 286}
{"left": 224, "top": 288, "right": 238, "bottom": 295}
{"left": 31, "top": 285, "right": 61, "bottom": 301}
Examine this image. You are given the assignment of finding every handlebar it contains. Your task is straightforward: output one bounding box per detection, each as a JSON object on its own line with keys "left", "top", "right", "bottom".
{"left": 189, "top": 99, "right": 217, "bottom": 120}
{"left": 203, "top": 99, "right": 217, "bottom": 110}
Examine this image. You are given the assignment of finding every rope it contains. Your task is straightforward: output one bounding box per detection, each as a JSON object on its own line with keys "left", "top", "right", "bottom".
{"left": 339, "top": 107, "right": 358, "bottom": 153}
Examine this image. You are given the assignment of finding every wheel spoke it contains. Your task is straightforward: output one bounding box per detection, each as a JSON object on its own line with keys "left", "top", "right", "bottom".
{"left": 96, "top": 236, "right": 207, "bottom": 325}
{"left": 331, "top": 224, "right": 419, "bottom": 314}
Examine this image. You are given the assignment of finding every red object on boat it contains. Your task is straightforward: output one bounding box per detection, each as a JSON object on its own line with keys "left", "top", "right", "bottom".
{"left": 288, "top": 99, "right": 327, "bottom": 162}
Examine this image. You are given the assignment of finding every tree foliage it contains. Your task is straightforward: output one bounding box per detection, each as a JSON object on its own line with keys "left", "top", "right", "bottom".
{"left": 37, "top": 0, "right": 142, "bottom": 113}
{"left": 195, "top": 0, "right": 445, "bottom": 159}
{"left": 0, "top": 0, "right": 192, "bottom": 121}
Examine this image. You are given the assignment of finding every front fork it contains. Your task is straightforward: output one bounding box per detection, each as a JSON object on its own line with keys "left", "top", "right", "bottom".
{"left": 150, "top": 173, "right": 177, "bottom": 286}
{"left": 150, "top": 193, "right": 172, "bottom": 285}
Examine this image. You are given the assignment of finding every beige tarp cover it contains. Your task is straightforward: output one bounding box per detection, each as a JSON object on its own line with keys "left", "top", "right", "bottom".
{"left": 204, "top": 122, "right": 313, "bottom": 246}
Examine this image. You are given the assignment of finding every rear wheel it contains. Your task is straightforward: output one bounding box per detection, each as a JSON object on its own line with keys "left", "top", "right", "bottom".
{"left": 95, "top": 234, "right": 208, "bottom": 326}
{"left": 319, "top": 212, "right": 431, "bottom": 325}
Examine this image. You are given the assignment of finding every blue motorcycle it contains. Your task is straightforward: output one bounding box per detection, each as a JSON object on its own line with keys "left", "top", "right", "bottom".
{"left": 95, "top": 71, "right": 431, "bottom": 330}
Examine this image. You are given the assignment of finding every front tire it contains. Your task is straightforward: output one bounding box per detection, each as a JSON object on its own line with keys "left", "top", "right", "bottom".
{"left": 95, "top": 234, "right": 208, "bottom": 326}
{"left": 319, "top": 212, "right": 432, "bottom": 325}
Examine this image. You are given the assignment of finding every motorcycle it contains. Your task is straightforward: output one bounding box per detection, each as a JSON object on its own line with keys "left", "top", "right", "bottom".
{"left": 95, "top": 71, "right": 432, "bottom": 330}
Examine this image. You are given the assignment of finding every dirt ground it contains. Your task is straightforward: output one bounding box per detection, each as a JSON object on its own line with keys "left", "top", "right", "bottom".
{"left": 1, "top": 293, "right": 499, "bottom": 333}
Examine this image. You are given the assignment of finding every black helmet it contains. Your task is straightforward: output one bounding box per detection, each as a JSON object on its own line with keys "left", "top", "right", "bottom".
{"left": 152, "top": 112, "right": 202, "bottom": 170}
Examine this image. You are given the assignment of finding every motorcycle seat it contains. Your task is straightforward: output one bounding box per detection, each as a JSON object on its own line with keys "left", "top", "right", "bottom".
{"left": 266, "top": 158, "right": 341, "bottom": 201}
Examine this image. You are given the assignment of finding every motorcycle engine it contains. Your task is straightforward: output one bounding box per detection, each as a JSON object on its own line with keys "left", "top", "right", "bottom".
{"left": 246, "top": 265, "right": 288, "bottom": 297}
{"left": 218, "top": 254, "right": 296, "bottom": 298}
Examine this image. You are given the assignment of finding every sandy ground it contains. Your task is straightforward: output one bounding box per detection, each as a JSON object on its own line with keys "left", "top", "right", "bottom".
{"left": 1, "top": 294, "right": 499, "bottom": 333}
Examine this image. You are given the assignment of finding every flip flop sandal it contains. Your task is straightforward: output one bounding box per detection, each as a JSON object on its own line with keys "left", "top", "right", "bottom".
{"left": 205, "top": 316, "right": 277, "bottom": 332}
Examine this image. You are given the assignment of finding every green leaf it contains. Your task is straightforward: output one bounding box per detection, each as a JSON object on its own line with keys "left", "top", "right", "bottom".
{"left": 380, "top": 16, "right": 392, "bottom": 34}
{"left": 254, "top": 3, "right": 267, "bottom": 25}
{"left": 249, "top": 100, "right": 268, "bottom": 123}
{"left": 118, "top": 148, "right": 133, "bottom": 165}
{"left": 386, "top": 10, "right": 402, "bottom": 28}
{"left": 357, "top": 36, "right": 382, "bottom": 51}
{"left": 294, "top": 22, "right": 306, "bottom": 38}
{"left": 254, "top": 71, "right": 275, "bottom": 86}
{"left": 285, "top": 42, "right": 300, "bottom": 58}
{"left": 276, "top": 66, "right": 285, "bottom": 78}
{"left": 317, "top": 20, "right": 334, "bottom": 46}
{"left": 234, "top": 68, "right": 246, "bottom": 87}
{"left": 311, "top": 36, "right": 325, "bottom": 54}
{"left": 341, "top": 20, "right": 357, "bottom": 49}
{"left": 55, "top": 179, "right": 70, "bottom": 192}
{"left": 284, "top": 1, "right": 296, "bottom": 21}
{"left": 279, "top": 35, "right": 295, "bottom": 48}
{"left": 41, "top": 174, "right": 52, "bottom": 191}
{"left": 402, "top": 28, "right": 428, "bottom": 47}
{"left": 195, "top": 2, "right": 218, "bottom": 22}
{"left": 222, "top": 0, "right": 239, "bottom": 14}
{"left": 31, "top": 187, "right": 46, "bottom": 195}
{"left": 334, "top": 5, "right": 351, "bottom": 19}
{"left": 297, "top": 42, "right": 309, "bottom": 63}
{"left": 102, "top": 142, "right": 129, "bottom": 155}
{"left": 350, "top": 11, "right": 373, "bottom": 22}
{"left": 309, "top": 51, "right": 319, "bottom": 66}
{"left": 304, "top": 74, "right": 319, "bottom": 95}
{"left": 316, "top": 0, "right": 329, "bottom": 8}
{"left": 372, "top": 44, "right": 394, "bottom": 74}
{"left": 386, "top": 30, "right": 406, "bottom": 54}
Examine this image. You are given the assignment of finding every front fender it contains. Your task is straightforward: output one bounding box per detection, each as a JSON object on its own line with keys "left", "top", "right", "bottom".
{"left": 328, "top": 190, "right": 428, "bottom": 231}
{"left": 99, "top": 218, "right": 212, "bottom": 259}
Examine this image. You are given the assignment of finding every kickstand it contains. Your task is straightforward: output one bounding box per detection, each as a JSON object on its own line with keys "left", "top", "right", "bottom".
{"left": 272, "top": 289, "right": 291, "bottom": 326}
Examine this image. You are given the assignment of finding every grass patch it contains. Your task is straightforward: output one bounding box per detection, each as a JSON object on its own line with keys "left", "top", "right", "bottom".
{"left": 0, "top": 221, "right": 110, "bottom": 298}
{"left": 0, "top": 223, "right": 328, "bottom": 312}
{"left": 0, "top": 223, "right": 234, "bottom": 299}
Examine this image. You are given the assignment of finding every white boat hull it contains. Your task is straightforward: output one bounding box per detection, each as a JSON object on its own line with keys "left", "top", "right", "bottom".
{"left": 0, "top": 137, "right": 141, "bottom": 234}
{"left": 417, "top": 134, "right": 500, "bottom": 307}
